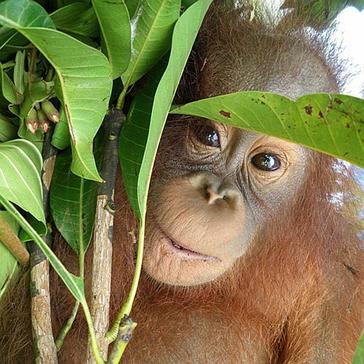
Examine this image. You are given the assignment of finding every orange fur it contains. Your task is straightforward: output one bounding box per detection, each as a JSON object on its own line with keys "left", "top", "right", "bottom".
{"left": 0, "top": 3, "right": 363, "bottom": 363}
{"left": 49, "top": 154, "right": 362, "bottom": 364}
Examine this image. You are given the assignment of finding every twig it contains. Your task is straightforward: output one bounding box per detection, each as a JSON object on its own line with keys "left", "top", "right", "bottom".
{"left": 30, "top": 126, "right": 58, "bottom": 364}
{"left": 106, "top": 221, "right": 144, "bottom": 344}
{"left": 55, "top": 301, "right": 80, "bottom": 351}
{"left": 86, "top": 109, "right": 124, "bottom": 363}
{"left": 107, "top": 316, "right": 137, "bottom": 364}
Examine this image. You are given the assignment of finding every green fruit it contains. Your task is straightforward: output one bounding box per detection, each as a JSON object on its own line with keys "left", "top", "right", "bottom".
{"left": 41, "top": 100, "right": 60, "bottom": 123}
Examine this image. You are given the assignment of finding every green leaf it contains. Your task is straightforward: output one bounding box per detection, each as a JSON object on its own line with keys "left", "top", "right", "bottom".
{"left": 0, "top": 64, "right": 17, "bottom": 104}
{"left": 19, "top": 214, "right": 47, "bottom": 242}
{"left": 30, "top": 29, "right": 112, "bottom": 181}
{"left": 121, "top": 0, "right": 181, "bottom": 89}
{"left": 0, "top": 211, "right": 20, "bottom": 300}
{"left": 0, "top": 196, "right": 85, "bottom": 303}
{"left": 14, "top": 50, "right": 25, "bottom": 96}
{"left": 182, "top": 0, "right": 199, "bottom": 7}
{"left": 0, "top": 27, "right": 17, "bottom": 50}
{"left": 19, "top": 79, "right": 54, "bottom": 120}
{"left": 0, "top": 139, "right": 45, "bottom": 224}
{"left": 51, "top": 3, "right": 99, "bottom": 38}
{"left": 171, "top": 92, "right": 364, "bottom": 168}
{"left": 91, "top": 0, "right": 131, "bottom": 79}
{"left": 0, "top": 0, "right": 112, "bottom": 181}
{"left": 0, "top": 113, "right": 16, "bottom": 141}
{"left": 50, "top": 148, "right": 98, "bottom": 254}
{"left": 125, "top": 0, "right": 141, "bottom": 17}
{"left": 120, "top": 0, "right": 213, "bottom": 218}
{"left": 353, "top": 331, "right": 364, "bottom": 364}
{"left": 1, "top": 44, "right": 111, "bottom": 181}
{"left": 120, "top": 62, "right": 165, "bottom": 215}
{"left": 51, "top": 107, "right": 71, "bottom": 150}
{"left": 0, "top": 0, "right": 55, "bottom": 29}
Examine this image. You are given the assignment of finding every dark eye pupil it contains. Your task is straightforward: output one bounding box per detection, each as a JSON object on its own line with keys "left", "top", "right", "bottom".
{"left": 251, "top": 153, "right": 281, "bottom": 171}
{"left": 193, "top": 124, "right": 220, "bottom": 148}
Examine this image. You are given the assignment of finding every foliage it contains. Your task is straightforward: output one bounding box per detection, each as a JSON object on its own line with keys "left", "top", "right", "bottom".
{"left": 171, "top": 93, "right": 364, "bottom": 168}
{"left": 0, "top": 0, "right": 362, "bottom": 362}
{"left": 282, "top": 0, "right": 364, "bottom": 27}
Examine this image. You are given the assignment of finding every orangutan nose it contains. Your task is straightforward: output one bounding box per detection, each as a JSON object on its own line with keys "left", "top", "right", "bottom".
{"left": 189, "top": 172, "right": 239, "bottom": 207}
{"left": 206, "top": 186, "right": 226, "bottom": 205}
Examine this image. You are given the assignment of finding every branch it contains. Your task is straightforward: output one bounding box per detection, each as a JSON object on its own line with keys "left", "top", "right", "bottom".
{"left": 0, "top": 216, "right": 29, "bottom": 266}
{"left": 86, "top": 109, "right": 124, "bottom": 363}
{"left": 30, "top": 126, "right": 58, "bottom": 364}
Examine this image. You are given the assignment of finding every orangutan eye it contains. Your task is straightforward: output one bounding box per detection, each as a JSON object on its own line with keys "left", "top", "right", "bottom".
{"left": 251, "top": 153, "right": 281, "bottom": 171}
{"left": 191, "top": 124, "right": 221, "bottom": 148}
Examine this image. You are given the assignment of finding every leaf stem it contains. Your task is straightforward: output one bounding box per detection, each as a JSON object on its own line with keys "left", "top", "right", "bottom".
{"left": 55, "top": 301, "right": 80, "bottom": 351}
{"left": 55, "top": 248, "right": 84, "bottom": 351}
{"left": 107, "top": 317, "right": 137, "bottom": 364}
{"left": 82, "top": 300, "right": 105, "bottom": 364}
{"left": 106, "top": 219, "right": 145, "bottom": 343}
{"left": 116, "top": 84, "right": 128, "bottom": 110}
{"left": 1, "top": 61, "right": 15, "bottom": 69}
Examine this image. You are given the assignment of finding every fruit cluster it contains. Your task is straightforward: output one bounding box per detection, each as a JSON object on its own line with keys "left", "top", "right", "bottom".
{"left": 25, "top": 100, "right": 59, "bottom": 134}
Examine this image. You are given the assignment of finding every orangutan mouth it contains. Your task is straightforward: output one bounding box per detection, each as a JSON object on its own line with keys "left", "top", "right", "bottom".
{"left": 159, "top": 229, "right": 219, "bottom": 262}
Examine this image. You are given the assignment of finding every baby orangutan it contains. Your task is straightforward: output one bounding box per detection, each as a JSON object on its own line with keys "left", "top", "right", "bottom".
{"left": 1, "top": 2, "right": 363, "bottom": 364}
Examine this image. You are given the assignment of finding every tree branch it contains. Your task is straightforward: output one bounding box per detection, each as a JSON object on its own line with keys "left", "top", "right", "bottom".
{"left": 86, "top": 109, "right": 124, "bottom": 363}
{"left": 30, "top": 126, "right": 58, "bottom": 364}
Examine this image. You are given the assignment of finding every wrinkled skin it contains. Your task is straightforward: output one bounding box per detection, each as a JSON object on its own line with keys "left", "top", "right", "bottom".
{"left": 144, "top": 123, "right": 309, "bottom": 286}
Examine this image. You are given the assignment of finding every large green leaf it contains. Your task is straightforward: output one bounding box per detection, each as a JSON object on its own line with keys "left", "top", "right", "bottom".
{"left": 0, "top": 211, "right": 20, "bottom": 299}
{"left": 120, "top": 0, "right": 213, "bottom": 218}
{"left": 0, "top": 0, "right": 55, "bottom": 29}
{"left": 51, "top": 3, "right": 98, "bottom": 38}
{"left": 171, "top": 92, "right": 364, "bottom": 168}
{"left": 50, "top": 148, "right": 98, "bottom": 254}
{"left": 92, "top": 0, "right": 131, "bottom": 79}
{"left": 0, "top": 139, "right": 45, "bottom": 224}
{"left": 120, "top": 63, "right": 165, "bottom": 215}
{"left": 121, "top": 0, "right": 181, "bottom": 90}
{"left": 0, "top": 0, "right": 113, "bottom": 182}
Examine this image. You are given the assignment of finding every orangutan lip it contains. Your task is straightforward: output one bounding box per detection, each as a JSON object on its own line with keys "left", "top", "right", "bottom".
{"left": 167, "top": 237, "right": 218, "bottom": 261}
{"left": 158, "top": 226, "right": 219, "bottom": 262}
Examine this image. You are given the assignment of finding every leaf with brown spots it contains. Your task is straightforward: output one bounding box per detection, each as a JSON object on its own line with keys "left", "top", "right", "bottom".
{"left": 171, "top": 92, "right": 364, "bottom": 168}
{"left": 219, "top": 110, "right": 231, "bottom": 118}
